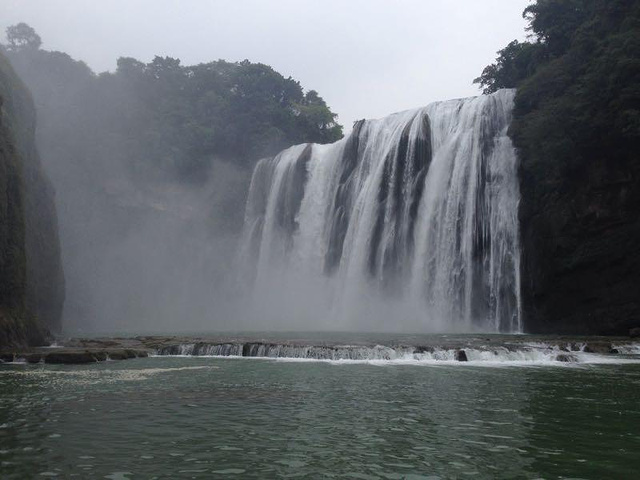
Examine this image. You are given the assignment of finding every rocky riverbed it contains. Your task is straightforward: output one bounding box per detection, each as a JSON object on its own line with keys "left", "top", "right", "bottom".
{"left": 2, "top": 333, "right": 639, "bottom": 365}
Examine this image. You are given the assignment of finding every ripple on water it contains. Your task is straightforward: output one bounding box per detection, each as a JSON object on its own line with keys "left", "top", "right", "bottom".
{"left": 1, "top": 357, "right": 639, "bottom": 479}
{"left": 0, "top": 365, "right": 220, "bottom": 389}
{"left": 104, "top": 473, "right": 133, "bottom": 480}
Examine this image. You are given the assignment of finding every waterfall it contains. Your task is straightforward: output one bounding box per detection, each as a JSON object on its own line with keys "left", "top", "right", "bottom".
{"left": 239, "top": 90, "right": 521, "bottom": 333}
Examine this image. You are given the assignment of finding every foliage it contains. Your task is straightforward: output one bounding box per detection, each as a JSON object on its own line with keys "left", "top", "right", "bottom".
{"left": 476, "top": 0, "right": 640, "bottom": 183}
{"left": 3, "top": 25, "right": 343, "bottom": 183}
{"left": 473, "top": 40, "right": 544, "bottom": 94}
{"left": 5, "top": 23, "right": 42, "bottom": 52}
{"left": 523, "top": 0, "right": 597, "bottom": 57}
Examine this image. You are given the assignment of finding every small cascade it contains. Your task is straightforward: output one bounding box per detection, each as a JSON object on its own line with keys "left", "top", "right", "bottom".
{"left": 240, "top": 90, "right": 521, "bottom": 332}
{"left": 153, "top": 341, "right": 640, "bottom": 364}
{"left": 158, "top": 343, "right": 243, "bottom": 356}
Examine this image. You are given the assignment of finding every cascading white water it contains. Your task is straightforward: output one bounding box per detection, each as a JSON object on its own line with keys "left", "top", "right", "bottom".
{"left": 239, "top": 90, "right": 521, "bottom": 333}
{"left": 155, "top": 340, "right": 640, "bottom": 364}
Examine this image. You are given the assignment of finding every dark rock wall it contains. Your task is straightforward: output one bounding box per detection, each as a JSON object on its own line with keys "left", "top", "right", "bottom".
{"left": 519, "top": 139, "right": 640, "bottom": 335}
{"left": 0, "top": 51, "right": 64, "bottom": 346}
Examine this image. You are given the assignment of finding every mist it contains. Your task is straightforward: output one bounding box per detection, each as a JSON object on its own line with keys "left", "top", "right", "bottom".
{"left": 0, "top": 1, "right": 530, "bottom": 334}
{"left": 61, "top": 162, "right": 249, "bottom": 334}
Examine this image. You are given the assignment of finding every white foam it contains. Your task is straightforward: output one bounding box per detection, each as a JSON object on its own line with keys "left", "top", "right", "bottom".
{"left": 152, "top": 342, "right": 640, "bottom": 367}
{"left": 612, "top": 343, "right": 640, "bottom": 355}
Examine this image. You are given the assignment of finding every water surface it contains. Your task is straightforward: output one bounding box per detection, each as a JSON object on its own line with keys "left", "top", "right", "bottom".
{"left": 1, "top": 356, "right": 639, "bottom": 479}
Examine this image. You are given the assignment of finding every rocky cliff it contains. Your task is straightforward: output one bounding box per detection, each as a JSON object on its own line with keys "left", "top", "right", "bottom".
{"left": 0, "top": 51, "right": 64, "bottom": 346}
{"left": 518, "top": 146, "right": 640, "bottom": 335}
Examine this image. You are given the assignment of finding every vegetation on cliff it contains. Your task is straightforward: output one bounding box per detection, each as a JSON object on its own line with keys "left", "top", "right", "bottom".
{"left": 476, "top": 0, "right": 640, "bottom": 334}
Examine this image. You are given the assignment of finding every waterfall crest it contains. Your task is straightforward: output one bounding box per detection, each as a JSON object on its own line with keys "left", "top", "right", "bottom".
{"left": 240, "top": 90, "right": 521, "bottom": 333}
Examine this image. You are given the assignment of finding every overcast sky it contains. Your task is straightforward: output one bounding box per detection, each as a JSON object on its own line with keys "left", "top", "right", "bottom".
{"left": 1, "top": 0, "right": 530, "bottom": 129}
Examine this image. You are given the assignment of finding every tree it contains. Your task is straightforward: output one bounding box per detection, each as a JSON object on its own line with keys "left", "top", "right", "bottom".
{"left": 5, "top": 40, "right": 344, "bottom": 183}
{"left": 523, "top": 0, "right": 596, "bottom": 57}
{"left": 5, "top": 23, "right": 42, "bottom": 52}
{"left": 116, "top": 57, "right": 146, "bottom": 78}
{"left": 295, "top": 90, "right": 343, "bottom": 140}
{"left": 473, "top": 40, "right": 543, "bottom": 94}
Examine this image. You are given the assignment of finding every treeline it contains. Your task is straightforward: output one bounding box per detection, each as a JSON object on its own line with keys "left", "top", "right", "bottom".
{"left": 3, "top": 23, "right": 343, "bottom": 183}
{"left": 475, "top": 0, "right": 639, "bottom": 183}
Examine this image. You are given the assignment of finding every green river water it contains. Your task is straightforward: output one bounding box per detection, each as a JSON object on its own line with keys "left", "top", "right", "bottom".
{"left": 1, "top": 353, "right": 639, "bottom": 479}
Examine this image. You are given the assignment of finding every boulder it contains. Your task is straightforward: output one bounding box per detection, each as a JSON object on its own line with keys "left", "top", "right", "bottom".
{"left": 92, "top": 351, "right": 108, "bottom": 361}
{"left": 107, "top": 349, "right": 140, "bottom": 360}
{"left": 583, "top": 342, "right": 613, "bottom": 354}
{"left": 413, "top": 346, "right": 434, "bottom": 354}
{"left": 44, "top": 350, "right": 98, "bottom": 364}
{"left": 0, "top": 353, "right": 14, "bottom": 363}
{"left": 106, "top": 349, "right": 129, "bottom": 360}
{"left": 556, "top": 354, "right": 578, "bottom": 363}
{"left": 24, "top": 354, "right": 43, "bottom": 364}
{"left": 455, "top": 350, "right": 468, "bottom": 362}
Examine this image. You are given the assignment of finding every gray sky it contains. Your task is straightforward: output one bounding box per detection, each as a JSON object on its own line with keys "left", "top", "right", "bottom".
{"left": 1, "top": 0, "right": 530, "bottom": 129}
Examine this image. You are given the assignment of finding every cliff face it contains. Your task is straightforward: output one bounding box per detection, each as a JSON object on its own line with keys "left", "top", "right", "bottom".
{"left": 0, "top": 51, "right": 64, "bottom": 346}
{"left": 519, "top": 147, "right": 640, "bottom": 335}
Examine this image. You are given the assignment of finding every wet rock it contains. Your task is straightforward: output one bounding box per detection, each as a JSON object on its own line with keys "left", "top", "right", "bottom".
{"left": 92, "top": 351, "right": 108, "bottom": 362}
{"left": 65, "top": 338, "right": 121, "bottom": 349}
{"left": 455, "top": 350, "right": 468, "bottom": 362}
{"left": 519, "top": 129, "right": 640, "bottom": 336}
{"left": 414, "top": 346, "right": 434, "bottom": 354}
{"left": 609, "top": 348, "right": 620, "bottom": 354}
{"left": 583, "top": 342, "right": 612, "bottom": 354}
{"left": 25, "top": 354, "right": 44, "bottom": 364}
{"left": 0, "top": 353, "right": 14, "bottom": 363}
{"left": 556, "top": 354, "right": 578, "bottom": 363}
{"left": 158, "top": 345, "right": 182, "bottom": 356}
{"left": 106, "top": 350, "right": 125, "bottom": 360}
{"left": 0, "top": 344, "right": 150, "bottom": 364}
{"left": 106, "top": 349, "right": 135, "bottom": 360}
{"left": 44, "top": 351, "right": 98, "bottom": 364}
